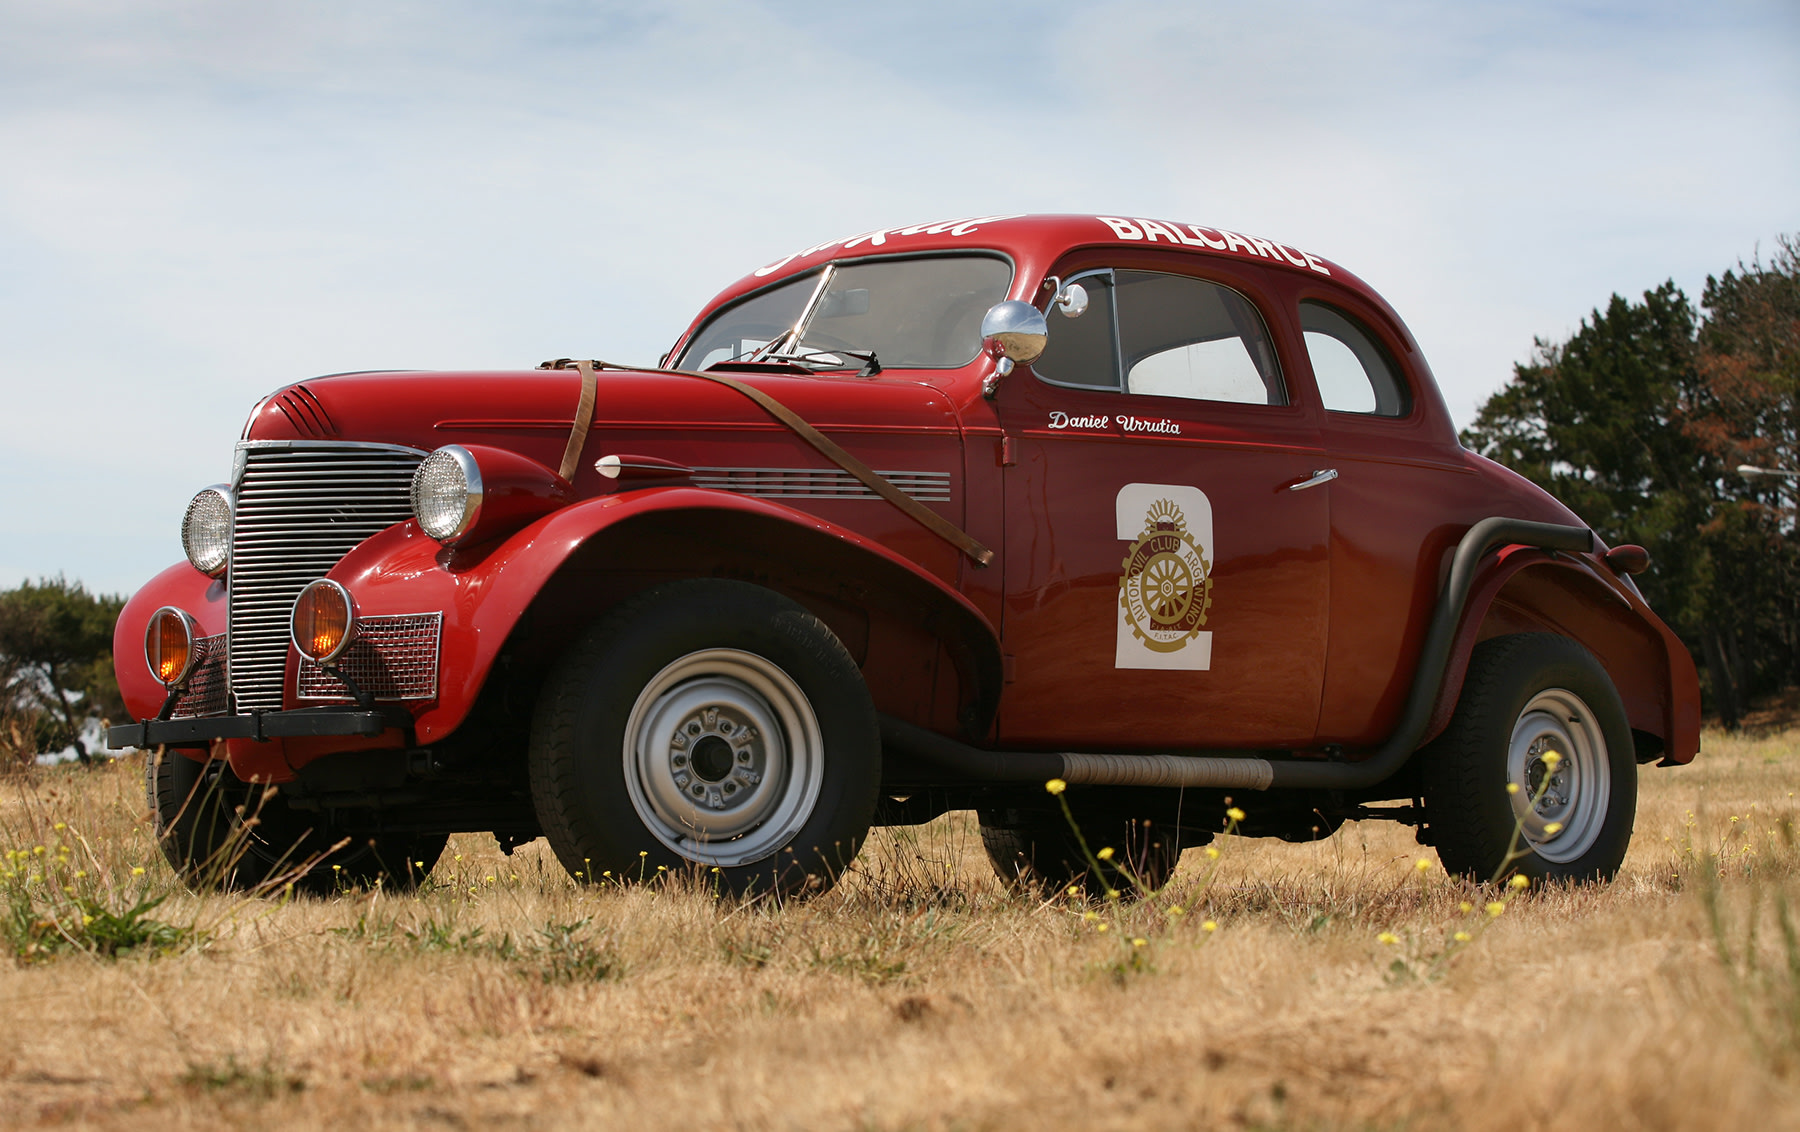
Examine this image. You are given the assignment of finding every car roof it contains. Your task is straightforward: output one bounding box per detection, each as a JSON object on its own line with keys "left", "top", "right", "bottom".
{"left": 700, "top": 213, "right": 1386, "bottom": 315}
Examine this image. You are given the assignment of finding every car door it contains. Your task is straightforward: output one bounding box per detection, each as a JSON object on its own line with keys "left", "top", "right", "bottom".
{"left": 992, "top": 258, "right": 1332, "bottom": 750}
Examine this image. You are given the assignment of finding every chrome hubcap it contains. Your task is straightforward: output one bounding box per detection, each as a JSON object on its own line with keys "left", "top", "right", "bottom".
{"left": 622, "top": 649, "right": 822, "bottom": 867}
{"left": 1506, "top": 688, "right": 1609, "bottom": 864}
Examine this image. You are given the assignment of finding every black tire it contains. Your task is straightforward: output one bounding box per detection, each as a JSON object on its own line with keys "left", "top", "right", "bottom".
{"left": 146, "top": 749, "right": 445, "bottom": 894}
{"left": 528, "top": 579, "right": 881, "bottom": 898}
{"left": 979, "top": 801, "right": 1189, "bottom": 898}
{"left": 1422, "top": 633, "right": 1637, "bottom": 884}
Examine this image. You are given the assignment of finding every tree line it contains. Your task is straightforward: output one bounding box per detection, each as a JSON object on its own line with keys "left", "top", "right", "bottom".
{"left": 1462, "top": 235, "right": 1799, "bottom": 727}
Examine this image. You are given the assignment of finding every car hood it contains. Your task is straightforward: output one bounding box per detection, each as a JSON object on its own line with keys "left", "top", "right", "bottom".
{"left": 241, "top": 366, "right": 965, "bottom": 482}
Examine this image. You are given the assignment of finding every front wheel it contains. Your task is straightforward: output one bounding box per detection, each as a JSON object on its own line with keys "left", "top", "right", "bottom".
{"left": 1423, "top": 633, "right": 1637, "bottom": 883}
{"left": 146, "top": 749, "right": 444, "bottom": 893}
{"left": 529, "top": 579, "right": 881, "bottom": 897}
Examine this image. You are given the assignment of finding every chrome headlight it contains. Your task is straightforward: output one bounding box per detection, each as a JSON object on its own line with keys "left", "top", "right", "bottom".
{"left": 181, "top": 486, "right": 234, "bottom": 577}
{"left": 411, "top": 445, "right": 483, "bottom": 543}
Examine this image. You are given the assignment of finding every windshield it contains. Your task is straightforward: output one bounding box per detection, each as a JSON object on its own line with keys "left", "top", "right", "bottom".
{"left": 675, "top": 254, "right": 1013, "bottom": 372}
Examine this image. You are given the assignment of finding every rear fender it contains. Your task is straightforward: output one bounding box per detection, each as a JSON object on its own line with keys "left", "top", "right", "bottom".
{"left": 326, "top": 486, "right": 1003, "bottom": 748}
{"left": 1424, "top": 550, "right": 1700, "bottom": 764}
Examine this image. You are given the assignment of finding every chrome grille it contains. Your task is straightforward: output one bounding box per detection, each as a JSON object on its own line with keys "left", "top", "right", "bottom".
{"left": 228, "top": 442, "right": 426, "bottom": 711}
{"left": 297, "top": 613, "right": 442, "bottom": 702}
{"left": 170, "top": 635, "right": 227, "bottom": 719}
{"left": 691, "top": 467, "right": 951, "bottom": 502}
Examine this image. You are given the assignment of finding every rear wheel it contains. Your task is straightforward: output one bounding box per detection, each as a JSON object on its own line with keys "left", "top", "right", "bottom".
{"left": 146, "top": 749, "right": 444, "bottom": 893}
{"left": 529, "top": 579, "right": 881, "bottom": 898}
{"left": 1423, "top": 633, "right": 1636, "bottom": 883}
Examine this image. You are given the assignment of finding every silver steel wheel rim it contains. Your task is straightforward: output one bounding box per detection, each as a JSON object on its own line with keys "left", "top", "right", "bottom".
{"left": 621, "top": 648, "right": 823, "bottom": 867}
{"left": 1506, "top": 688, "right": 1609, "bottom": 865}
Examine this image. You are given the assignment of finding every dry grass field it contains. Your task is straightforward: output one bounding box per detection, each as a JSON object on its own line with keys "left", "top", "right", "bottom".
{"left": 3, "top": 725, "right": 1798, "bottom": 1131}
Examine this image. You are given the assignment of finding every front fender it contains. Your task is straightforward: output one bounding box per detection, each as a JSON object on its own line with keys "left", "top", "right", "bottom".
{"left": 114, "top": 563, "right": 227, "bottom": 722}
{"left": 326, "top": 485, "right": 1002, "bottom": 745}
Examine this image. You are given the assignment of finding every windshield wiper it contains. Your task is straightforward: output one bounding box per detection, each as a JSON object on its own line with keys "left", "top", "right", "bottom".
{"left": 755, "top": 347, "right": 882, "bottom": 377}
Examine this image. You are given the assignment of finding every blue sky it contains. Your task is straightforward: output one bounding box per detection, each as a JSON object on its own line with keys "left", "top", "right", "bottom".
{"left": 2, "top": 0, "right": 1796, "bottom": 595}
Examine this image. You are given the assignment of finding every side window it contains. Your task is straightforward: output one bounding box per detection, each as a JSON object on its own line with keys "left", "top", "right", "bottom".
{"left": 1116, "top": 271, "right": 1285, "bottom": 406}
{"left": 1300, "top": 301, "right": 1411, "bottom": 417}
{"left": 1032, "top": 269, "right": 1286, "bottom": 406}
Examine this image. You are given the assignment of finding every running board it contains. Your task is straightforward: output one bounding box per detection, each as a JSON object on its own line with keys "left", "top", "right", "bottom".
{"left": 881, "top": 516, "right": 1595, "bottom": 793}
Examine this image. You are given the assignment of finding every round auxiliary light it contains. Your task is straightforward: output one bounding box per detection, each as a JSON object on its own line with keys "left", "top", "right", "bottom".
{"left": 145, "top": 607, "right": 200, "bottom": 687}
{"left": 411, "top": 446, "right": 483, "bottom": 544}
{"left": 291, "top": 580, "right": 357, "bottom": 665}
{"left": 181, "top": 486, "right": 234, "bottom": 577}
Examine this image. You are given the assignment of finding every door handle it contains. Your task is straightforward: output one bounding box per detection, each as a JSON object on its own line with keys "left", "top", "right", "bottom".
{"left": 1289, "top": 468, "right": 1339, "bottom": 492}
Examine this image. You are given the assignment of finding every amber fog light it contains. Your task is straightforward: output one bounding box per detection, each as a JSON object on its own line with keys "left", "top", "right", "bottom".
{"left": 145, "top": 607, "right": 200, "bottom": 687}
{"left": 291, "top": 580, "right": 357, "bottom": 665}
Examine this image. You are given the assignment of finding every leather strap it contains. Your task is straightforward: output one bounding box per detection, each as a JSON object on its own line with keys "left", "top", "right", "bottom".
{"left": 557, "top": 359, "right": 599, "bottom": 482}
{"left": 555, "top": 359, "right": 992, "bottom": 567}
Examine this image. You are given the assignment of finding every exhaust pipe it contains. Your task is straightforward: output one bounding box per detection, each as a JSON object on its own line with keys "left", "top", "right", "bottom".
{"left": 882, "top": 517, "right": 1594, "bottom": 793}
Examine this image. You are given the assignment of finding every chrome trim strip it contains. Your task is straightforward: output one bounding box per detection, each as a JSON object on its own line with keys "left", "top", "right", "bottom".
{"left": 690, "top": 466, "right": 952, "bottom": 502}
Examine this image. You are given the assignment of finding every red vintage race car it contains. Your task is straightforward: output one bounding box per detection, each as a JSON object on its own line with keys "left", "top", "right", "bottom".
{"left": 110, "top": 214, "right": 1701, "bottom": 896}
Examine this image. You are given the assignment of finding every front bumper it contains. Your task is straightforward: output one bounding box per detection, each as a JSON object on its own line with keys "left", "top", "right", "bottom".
{"left": 108, "top": 705, "right": 414, "bottom": 749}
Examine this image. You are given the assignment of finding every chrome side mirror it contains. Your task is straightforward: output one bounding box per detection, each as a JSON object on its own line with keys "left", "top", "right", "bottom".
{"left": 1040, "top": 276, "right": 1090, "bottom": 318}
{"left": 980, "top": 300, "right": 1048, "bottom": 396}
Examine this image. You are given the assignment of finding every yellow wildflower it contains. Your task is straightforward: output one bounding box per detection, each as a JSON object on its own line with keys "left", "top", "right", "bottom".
{"left": 1066, "top": 885, "right": 1081, "bottom": 897}
{"left": 1131, "top": 938, "right": 1147, "bottom": 948}
{"left": 1202, "top": 920, "right": 1218, "bottom": 933}
{"left": 1167, "top": 905, "right": 1184, "bottom": 916}
{"left": 1486, "top": 901, "right": 1506, "bottom": 917}
{"left": 1226, "top": 807, "right": 1246, "bottom": 823}
{"left": 1204, "top": 847, "right": 1220, "bottom": 859}
{"left": 1453, "top": 931, "right": 1471, "bottom": 943}
{"left": 1377, "top": 931, "right": 1399, "bottom": 945}
{"left": 1541, "top": 750, "right": 1562, "bottom": 768}
{"left": 1097, "top": 847, "right": 1115, "bottom": 861}
{"left": 1509, "top": 874, "right": 1530, "bottom": 890}
{"left": 131, "top": 867, "right": 145, "bottom": 876}
{"left": 1045, "top": 778, "right": 1067, "bottom": 796}
{"left": 1414, "top": 859, "right": 1432, "bottom": 873}
{"left": 1096, "top": 923, "right": 1110, "bottom": 933}
{"left": 1506, "top": 783, "right": 1521, "bottom": 795}
{"left": 1458, "top": 901, "right": 1473, "bottom": 914}
{"left": 1544, "top": 822, "right": 1564, "bottom": 835}
{"left": 53, "top": 822, "right": 66, "bottom": 831}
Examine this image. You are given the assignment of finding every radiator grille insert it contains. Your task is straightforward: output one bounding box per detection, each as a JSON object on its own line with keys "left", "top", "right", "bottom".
{"left": 170, "top": 635, "right": 228, "bottom": 719}
{"left": 297, "top": 613, "right": 442, "bottom": 702}
{"left": 228, "top": 442, "right": 426, "bottom": 711}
